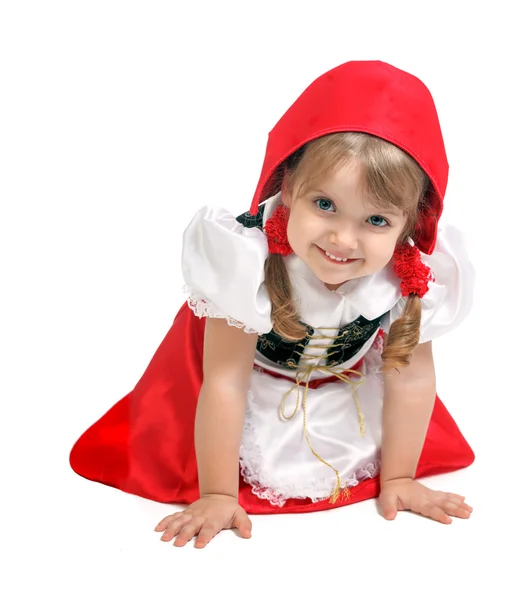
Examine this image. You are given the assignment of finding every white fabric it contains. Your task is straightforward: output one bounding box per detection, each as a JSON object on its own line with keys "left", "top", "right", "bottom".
{"left": 181, "top": 193, "right": 474, "bottom": 504}
{"left": 181, "top": 205, "right": 273, "bottom": 334}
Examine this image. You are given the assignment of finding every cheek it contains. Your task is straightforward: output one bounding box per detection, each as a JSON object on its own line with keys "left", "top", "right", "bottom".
{"left": 367, "top": 236, "right": 397, "bottom": 263}
{"left": 288, "top": 211, "right": 315, "bottom": 244}
{"left": 286, "top": 218, "right": 301, "bottom": 249}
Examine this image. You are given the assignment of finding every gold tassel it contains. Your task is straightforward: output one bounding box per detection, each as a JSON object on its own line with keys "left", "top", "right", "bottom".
{"left": 329, "top": 472, "right": 342, "bottom": 504}
{"left": 328, "top": 474, "right": 352, "bottom": 504}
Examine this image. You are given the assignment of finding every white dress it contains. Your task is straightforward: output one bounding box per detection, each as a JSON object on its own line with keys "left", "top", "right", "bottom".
{"left": 181, "top": 193, "right": 474, "bottom": 507}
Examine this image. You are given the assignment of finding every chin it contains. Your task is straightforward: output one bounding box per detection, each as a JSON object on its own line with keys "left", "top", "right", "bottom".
{"left": 323, "top": 276, "right": 347, "bottom": 286}
{"left": 327, "top": 267, "right": 367, "bottom": 286}
{"left": 314, "top": 270, "right": 349, "bottom": 287}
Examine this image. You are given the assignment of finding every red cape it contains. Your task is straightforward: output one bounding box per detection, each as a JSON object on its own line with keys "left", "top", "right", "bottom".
{"left": 70, "top": 303, "right": 474, "bottom": 514}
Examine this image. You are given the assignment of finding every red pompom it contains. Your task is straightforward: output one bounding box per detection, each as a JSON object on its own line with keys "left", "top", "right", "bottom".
{"left": 264, "top": 205, "right": 293, "bottom": 256}
{"left": 393, "top": 243, "right": 434, "bottom": 297}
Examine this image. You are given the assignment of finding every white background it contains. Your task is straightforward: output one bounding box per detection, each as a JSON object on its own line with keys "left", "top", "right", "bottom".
{"left": 1, "top": 1, "right": 523, "bottom": 598}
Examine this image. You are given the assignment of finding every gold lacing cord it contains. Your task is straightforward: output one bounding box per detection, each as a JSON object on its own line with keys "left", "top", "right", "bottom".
{"left": 279, "top": 363, "right": 366, "bottom": 504}
{"left": 296, "top": 329, "right": 348, "bottom": 359}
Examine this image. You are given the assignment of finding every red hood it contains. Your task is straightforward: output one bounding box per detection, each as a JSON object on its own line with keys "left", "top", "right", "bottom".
{"left": 249, "top": 60, "right": 448, "bottom": 255}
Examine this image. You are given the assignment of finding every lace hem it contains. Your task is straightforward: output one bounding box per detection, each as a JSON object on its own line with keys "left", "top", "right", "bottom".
{"left": 240, "top": 456, "right": 381, "bottom": 508}
{"left": 182, "top": 285, "right": 260, "bottom": 335}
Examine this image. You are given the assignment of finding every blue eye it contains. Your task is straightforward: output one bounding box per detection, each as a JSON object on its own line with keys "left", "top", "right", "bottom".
{"left": 367, "top": 215, "right": 389, "bottom": 227}
{"left": 315, "top": 198, "right": 335, "bottom": 212}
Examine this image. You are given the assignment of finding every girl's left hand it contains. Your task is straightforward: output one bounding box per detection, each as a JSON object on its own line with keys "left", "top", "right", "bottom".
{"left": 378, "top": 477, "right": 473, "bottom": 524}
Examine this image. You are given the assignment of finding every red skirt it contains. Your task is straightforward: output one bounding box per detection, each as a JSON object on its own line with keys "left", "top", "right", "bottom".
{"left": 69, "top": 303, "right": 475, "bottom": 515}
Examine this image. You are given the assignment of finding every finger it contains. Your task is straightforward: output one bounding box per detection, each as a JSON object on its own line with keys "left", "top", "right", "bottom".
{"left": 194, "top": 524, "right": 221, "bottom": 549}
{"left": 437, "top": 494, "right": 473, "bottom": 514}
{"left": 155, "top": 511, "right": 187, "bottom": 531}
{"left": 446, "top": 497, "right": 473, "bottom": 512}
{"left": 155, "top": 514, "right": 176, "bottom": 531}
{"left": 160, "top": 514, "right": 193, "bottom": 541}
{"left": 442, "top": 492, "right": 469, "bottom": 504}
{"left": 174, "top": 517, "right": 205, "bottom": 547}
{"left": 379, "top": 493, "right": 398, "bottom": 520}
{"left": 420, "top": 503, "right": 452, "bottom": 524}
{"left": 442, "top": 500, "right": 472, "bottom": 519}
{"left": 445, "top": 494, "right": 473, "bottom": 512}
{"left": 233, "top": 511, "right": 253, "bottom": 538}
{"left": 435, "top": 492, "right": 465, "bottom": 500}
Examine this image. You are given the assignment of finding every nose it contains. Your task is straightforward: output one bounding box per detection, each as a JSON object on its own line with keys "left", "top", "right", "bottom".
{"left": 329, "top": 225, "right": 359, "bottom": 251}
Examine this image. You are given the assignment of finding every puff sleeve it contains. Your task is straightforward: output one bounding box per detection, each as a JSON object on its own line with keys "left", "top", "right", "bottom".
{"left": 181, "top": 205, "right": 273, "bottom": 335}
{"left": 380, "top": 225, "right": 474, "bottom": 343}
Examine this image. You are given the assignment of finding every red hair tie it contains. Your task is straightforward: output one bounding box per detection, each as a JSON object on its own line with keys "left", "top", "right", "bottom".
{"left": 264, "top": 205, "right": 293, "bottom": 256}
{"left": 393, "top": 243, "right": 434, "bottom": 297}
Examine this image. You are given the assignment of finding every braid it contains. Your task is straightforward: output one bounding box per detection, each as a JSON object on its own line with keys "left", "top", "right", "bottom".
{"left": 264, "top": 253, "right": 307, "bottom": 341}
{"left": 381, "top": 294, "right": 422, "bottom": 370}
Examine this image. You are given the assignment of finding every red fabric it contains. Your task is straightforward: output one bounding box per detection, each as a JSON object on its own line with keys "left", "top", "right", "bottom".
{"left": 249, "top": 60, "right": 448, "bottom": 255}
{"left": 255, "top": 357, "right": 365, "bottom": 389}
{"left": 264, "top": 205, "right": 293, "bottom": 256}
{"left": 394, "top": 243, "right": 435, "bottom": 297}
{"left": 70, "top": 304, "right": 474, "bottom": 515}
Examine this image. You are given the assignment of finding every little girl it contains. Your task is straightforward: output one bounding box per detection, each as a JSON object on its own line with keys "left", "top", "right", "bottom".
{"left": 70, "top": 60, "right": 475, "bottom": 548}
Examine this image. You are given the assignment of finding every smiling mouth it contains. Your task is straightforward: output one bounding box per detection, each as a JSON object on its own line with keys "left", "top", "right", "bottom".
{"left": 317, "top": 245, "right": 359, "bottom": 264}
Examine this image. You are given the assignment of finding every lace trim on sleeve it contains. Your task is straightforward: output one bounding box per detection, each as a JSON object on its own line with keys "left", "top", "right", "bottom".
{"left": 183, "top": 285, "right": 260, "bottom": 335}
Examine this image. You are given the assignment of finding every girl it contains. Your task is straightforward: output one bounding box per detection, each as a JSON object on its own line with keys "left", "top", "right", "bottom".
{"left": 70, "top": 60, "right": 475, "bottom": 548}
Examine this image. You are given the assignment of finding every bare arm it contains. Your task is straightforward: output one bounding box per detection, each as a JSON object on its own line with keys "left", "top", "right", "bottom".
{"left": 195, "top": 317, "right": 259, "bottom": 499}
{"left": 380, "top": 338, "right": 436, "bottom": 484}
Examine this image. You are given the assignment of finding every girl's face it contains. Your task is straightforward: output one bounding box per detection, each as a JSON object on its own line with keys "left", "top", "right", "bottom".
{"left": 282, "top": 161, "right": 408, "bottom": 290}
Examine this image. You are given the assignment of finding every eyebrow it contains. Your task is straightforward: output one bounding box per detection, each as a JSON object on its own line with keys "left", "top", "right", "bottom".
{"left": 369, "top": 207, "right": 404, "bottom": 217}
{"left": 309, "top": 188, "right": 404, "bottom": 217}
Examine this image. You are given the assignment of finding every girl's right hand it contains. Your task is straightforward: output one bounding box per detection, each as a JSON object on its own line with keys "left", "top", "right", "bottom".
{"left": 154, "top": 494, "right": 252, "bottom": 549}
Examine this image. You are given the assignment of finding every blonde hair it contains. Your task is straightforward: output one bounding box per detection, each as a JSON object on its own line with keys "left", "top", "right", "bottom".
{"left": 263, "top": 132, "right": 430, "bottom": 370}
